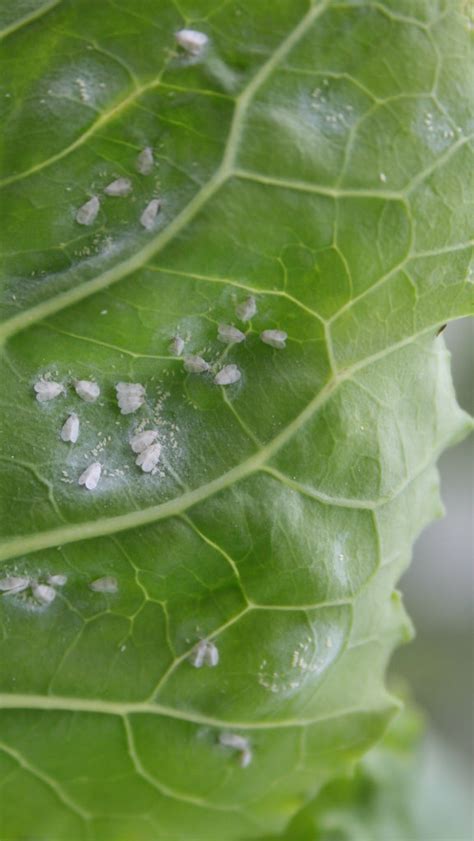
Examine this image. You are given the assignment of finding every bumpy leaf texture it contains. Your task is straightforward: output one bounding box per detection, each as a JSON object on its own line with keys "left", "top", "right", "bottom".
{"left": 0, "top": 1, "right": 472, "bottom": 839}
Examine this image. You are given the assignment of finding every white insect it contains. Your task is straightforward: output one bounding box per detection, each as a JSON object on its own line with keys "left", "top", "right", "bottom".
{"left": 32, "top": 584, "right": 56, "bottom": 605}
{"left": 175, "top": 29, "right": 209, "bottom": 55}
{"left": 136, "top": 146, "right": 154, "bottom": 175}
{"left": 135, "top": 442, "right": 162, "bottom": 473}
{"left": 169, "top": 336, "right": 185, "bottom": 356}
{"left": 78, "top": 462, "right": 102, "bottom": 490}
{"left": 217, "top": 324, "right": 246, "bottom": 344}
{"left": 235, "top": 296, "right": 257, "bottom": 322}
{"left": 260, "top": 329, "right": 287, "bottom": 349}
{"left": 75, "top": 196, "right": 100, "bottom": 226}
{"left": 140, "top": 198, "right": 161, "bottom": 230}
{"left": 90, "top": 576, "right": 118, "bottom": 593}
{"left": 189, "top": 640, "right": 219, "bottom": 668}
{"left": 104, "top": 177, "right": 132, "bottom": 197}
{"left": 219, "top": 733, "right": 252, "bottom": 768}
{"left": 74, "top": 380, "right": 100, "bottom": 402}
{"left": 61, "top": 413, "right": 80, "bottom": 443}
{"left": 184, "top": 355, "right": 210, "bottom": 374}
{"left": 0, "top": 576, "right": 30, "bottom": 594}
{"left": 47, "top": 574, "right": 68, "bottom": 587}
{"left": 130, "top": 430, "right": 159, "bottom": 453}
{"left": 214, "top": 364, "right": 241, "bottom": 386}
{"left": 116, "top": 382, "right": 146, "bottom": 415}
{"left": 34, "top": 379, "right": 64, "bottom": 402}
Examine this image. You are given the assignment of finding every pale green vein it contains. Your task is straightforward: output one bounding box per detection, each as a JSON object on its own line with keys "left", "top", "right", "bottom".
{"left": 234, "top": 168, "right": 403, "bottom": 201}
{"left": 260, "top": 466, "right": 375, "bottom": 510}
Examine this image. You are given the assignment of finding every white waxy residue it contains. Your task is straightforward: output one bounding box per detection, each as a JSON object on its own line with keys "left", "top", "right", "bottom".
{"left": 184, "top": 355, "right": 210, "bottom": 374}
{"left": 218, "top": 324, "right": 246, "bottom": 344}
{"left": 219, "top": 732, "right": 252, "bottom": 768}
{"left": 169, "top": 336, "right": 185, "bottom": 356}
{"left": 130, "top": 430, "right": 159, "bottom": 454}
{"left": 0, "top": 576, "right": 30, "bottom": 594}
{"left": 32, "top": 584, "right": 56, "bottom": 605}
{"left": 260, "top": 329, "right": 287, "bottom": 349}
{"left": 214, "top": 364, "right": 241, "bottom": 386}
{"left": 34, "top": 379, "right": 64, "bottom": 402}
{"left": 104, "top": 177, "right": 132, "bottom": 197}
{"left": 90, "top": 576, "right": 118, "bottom": 593}
{"left": 47, "top": 574, "right": 67, "bottom": 587}
{"left": 136, "top": 146, "right": 154, "bottom": 175}
{"left": 61, "top": 413, "right": 80, "bottom": 443}
{"left": 135, "top": 442, "right": 162, "bottom": 473}
{"left": 74, "top": 380, "right": 100, "bottom": 402}
{"left": 75, "top": 196, "right": 100, "bottom": 226}
{"left": 116, "top": 382, "right": 146, "bottom": 414}
{"left": 78, "top": 462, "right": 102, "bottom": 490}
{"left": 189, "top": 640, "right": 219, "bottom": 668}
{"left": 140, "top": 199, "right": 161, "bottom": 230}
{"left": 175, "top": 29, "right": 209, "bottom": 56}
{"left": 235, "top": 296, "right": 257, "bottom": 322}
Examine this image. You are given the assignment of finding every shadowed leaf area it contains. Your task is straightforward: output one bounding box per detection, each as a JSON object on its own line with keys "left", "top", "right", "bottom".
{"left": 0, "top": 1, "right": 472, "bottom": 839}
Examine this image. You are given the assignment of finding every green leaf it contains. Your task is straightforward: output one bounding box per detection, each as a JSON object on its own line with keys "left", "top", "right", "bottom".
{"left": 0, "top": 2, "right": 472, "bottom": 839}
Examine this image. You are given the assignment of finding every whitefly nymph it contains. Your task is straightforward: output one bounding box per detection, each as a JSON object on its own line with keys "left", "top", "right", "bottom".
{"left": 116, "top": 382, "right": 146, "bottom": 415}
{"left": 217, "top": 324, "right": 246, "bottom": 344}
{"left": 61, "top": 413, "right": 80, "bottom": 443}
{"left": 260, "top": 329, "right": 287, "bottom": 349}
{"left": 34, "top": 379, "right": 64, "bottom": 402}
{"left": 175, "top": 29, "right": 209, "bottom": 56}
{"left": 189, "top": 640, "right": 219, "bottom": 668}
{"left": 78, "top": 462, "right": 102, "bottom": 490}
{"left": 235, "top": 295, "right": 257, "bottom": 322}
{"left": 214, "top": 364, "right": 241, "bottom": 386}
{"left": 184, "top": 355, "right": 210, "bottom": 374}
{"left": 74, "top": 379, "right": 100, "bottom": 402}
{"left": 75, "top": 196, "right": 100, "bottom": 226}
{"left": 90, "top": 576, "right": 118, "bottom": 594}
{"left": 135, "top": 442, "right": 162, "bottom": 473}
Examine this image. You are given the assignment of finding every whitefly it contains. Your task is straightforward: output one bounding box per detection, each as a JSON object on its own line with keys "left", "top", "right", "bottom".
{"left": 75, "top": 196, "right": 100, "bottom": 226}
{"left": 218, "top": 324, "right": 246, "bottom": 344}
{"left": 136, "top": 146, "right": 154, "bottom": 175}
{"left": 235, "top": 296, "right": 257, "bottom": 322}
{"left": 0, "top": 576, "right": 30, "bottom": 595}
{"left": 78, "top": 462, "right": 102, "bottom": 490}
{"left": 104, "top": 178, "right": 132, "bottom": 197}
{"left": 219, "top": 732, "right": 252, "bottom": 767}
{"left": 260, "top": 329, "right": 287, "bottom": 349}
{"left": 169, "top": 336, "right": 185, "bottom": 357}
{"left": 214, "top": 364, "right": 241, "bottom": 386}
{"left": 135, "top": 442, "right": 162, "bottom": 473}
{"left": 116, "top": 382, "right": 146, "bottom": 415}
{"left": 32, "top": 584, "right": 57, "bottom": 605}
{"left": 130, "top": 430, "right": 159, "bottom": 454}
{"left": 90, "top": 576, "right": 118, "bottom": 594}
{"left": 184, "top": 355, "right": 210, "bottom": 374}
{"left": 140, "top": 199, "right": 161, "bottom": 231}
{"left": 61, "top": 413, "right": 80, "bottom": 443}
{"left": 175, "top": 29, "right": 209, "bottom": 56}
{"left": 47, "top": 574, "right": 68, "bottom": 587}
{"left": 34, "top": 379, "right": 64, "bottom": 402}
{"left": 189, "top": 640, "right": 219, "bottom": 668}
{"left": 74, "top": 380, "right": 100, "bottom": 402}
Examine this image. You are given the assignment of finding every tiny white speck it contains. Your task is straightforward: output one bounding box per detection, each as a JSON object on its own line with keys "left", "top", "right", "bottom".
{"left": 0, "top": 576, "right": 30, "bottom": 594}
{"left": 34, "top": 379, "right": 64, "bottom": 402}
{"left": 47, "top": 574, "right": 68, "bottom": 587}
{"left": 189, "top": 640, "right": 219, "bottom": 668}
{"left": 169, "top": 336, "right": 185, "bottom": 356}
{"left": 235, "top": 296, "right": 257, "bottom": 322}
{"left": 78, "top": 462, "right": 102, "bottom": 490}
{"left": 74, "top": 380, "right": 100, "bottom": 402}
{"left": 61, "top": 413, "right": 80, "bottom": 443}
{"left": 175, "top": 29, "right": 209, "bottom": 55}
{"left": 32, "top": 584, "right": 56, "bottom": 605}
{"left": 130, "top": 430, "right": 159, "bottom": 453}
{"left": 75, "top": 196, "right": 100, "bottom": 226}
{"left": 135, "top": 442, "right": 162, "bottom": 472}
{"left": 184, "top": 355, "right": 210, "bottom": 374}
{"left": 218, "top": 324, "right": 246, "bottom": 344}
{"left": 90, "top": 576, "right": 118, "bottom": 594}
{"left": 116, "top": 382, "right": 146, "bottom": 415}
{"left": 104, "top": 177, "right": 132, "bottom": 197}
{"left": 260, "top": 329, "right": 287, "bottom": 349}
{"left": 214, "top": 364, "right": 241, "bottom": 386}
{"left": 136, "top": 146, "right": 154, "bottom": 175}
{"left": 140, "top": 198, "right": 161, "bottom": 230}
{"left": 100, "top": 309, "right": 108, "bottom": 315}
{"left": 379, "top": 172, "right": 387, "bottom": 183}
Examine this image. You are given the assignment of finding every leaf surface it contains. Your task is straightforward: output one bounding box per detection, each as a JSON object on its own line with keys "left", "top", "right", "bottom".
{"left": 0, "top": 1, "right": 472, "bottom": 839}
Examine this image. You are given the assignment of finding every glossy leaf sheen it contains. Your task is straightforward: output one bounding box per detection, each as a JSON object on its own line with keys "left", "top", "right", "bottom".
{"left": 0, "top": 2, "right": 472, "bottom": 839}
